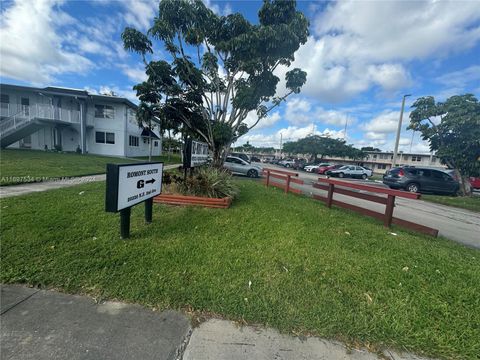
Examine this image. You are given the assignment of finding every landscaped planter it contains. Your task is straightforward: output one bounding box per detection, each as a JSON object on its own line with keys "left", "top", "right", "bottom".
{"left": 153, "top": 194, "right": 232, "bottom": 209}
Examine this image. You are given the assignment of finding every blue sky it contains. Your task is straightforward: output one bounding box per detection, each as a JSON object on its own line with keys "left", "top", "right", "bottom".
{"left": 1, "top": 0, "right": 479, "bottom": 153}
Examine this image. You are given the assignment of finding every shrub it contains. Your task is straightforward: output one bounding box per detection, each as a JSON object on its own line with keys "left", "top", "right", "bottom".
{"left": 163, "top": 166, "right": 239, "bottom": 199}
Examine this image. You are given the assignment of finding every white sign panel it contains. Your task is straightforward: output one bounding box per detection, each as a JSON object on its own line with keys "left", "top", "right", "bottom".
{"left": 106, "top": 162, "right": 163, "bottom": 212}
{"left": 191, "top": 140, "right": 209, "bottom": 167}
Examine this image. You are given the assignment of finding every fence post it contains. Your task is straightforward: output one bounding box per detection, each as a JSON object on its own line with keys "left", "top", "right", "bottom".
{"left": 265, "top": 170, "right": 270, "bottom": 187}
{"left": 384, "top": 195, "right": 395, "bottom": 227}
{"left": 327, "top": 183, "right": 334, "bottom": 208}
{"left": 285, "top": 175, "right": 291, "bottom": 194}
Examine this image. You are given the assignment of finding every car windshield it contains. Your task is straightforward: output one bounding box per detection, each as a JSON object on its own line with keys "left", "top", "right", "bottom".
{"left": 339, "top": 166, "right": 349, "bottom": 170}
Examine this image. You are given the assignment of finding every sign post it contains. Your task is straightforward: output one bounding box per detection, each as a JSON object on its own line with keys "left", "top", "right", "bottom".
{"left": 105, "top": 162, "right": 163, "bottom": 239}
{"left": 182, "top": 139, "right": 209, "bottom": 169}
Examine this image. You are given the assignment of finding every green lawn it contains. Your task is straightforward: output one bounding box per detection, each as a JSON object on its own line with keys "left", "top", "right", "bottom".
{"left": 1, "top": 181, "right": 479, "bottom": 359}
{"left": 134, "top": 153, "right": 182, "bottom": 165}
{"left": 422, "top": 194, "right": 480, "bottom": 213}
{"left": 0, "top": 149, "right": 181, "bottom": 186}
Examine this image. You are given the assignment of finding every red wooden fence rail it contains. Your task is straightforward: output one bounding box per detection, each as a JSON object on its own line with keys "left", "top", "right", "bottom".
{"left": 313, "top": 177, "right": 439, "bottom": 237}
{"left": 263, "top": 168, "right": 304, "bottom": 194}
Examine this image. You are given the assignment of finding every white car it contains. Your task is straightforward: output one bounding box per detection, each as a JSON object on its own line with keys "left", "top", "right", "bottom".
{"left": 327, "top": 165, "right": 373, "bottom": 179}
{"left": 224, "top": 156, "right": 263, "bottom": 178}
{"left": 304, "top": 163, "right": 329, "bottom": 173}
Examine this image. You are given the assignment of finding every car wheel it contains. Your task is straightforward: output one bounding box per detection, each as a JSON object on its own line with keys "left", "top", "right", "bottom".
{"left": 247, "top": 169, "right": 258, "bottom": 178}
{"left": 338, "top": 172, "right": 344, "bottom": 178}
{"left": 361, "top": 174, "right": 367, "bottom": 180}
{"left": 285, "top": 164, "right": 290, "bottom": 168}
{"left": 406, "top": 182, "right": 420, "bottom": 193}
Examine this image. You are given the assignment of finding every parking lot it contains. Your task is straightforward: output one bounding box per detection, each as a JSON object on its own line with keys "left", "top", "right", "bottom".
{"left": 260, "top": 163, "right": 480, "bottom": 249}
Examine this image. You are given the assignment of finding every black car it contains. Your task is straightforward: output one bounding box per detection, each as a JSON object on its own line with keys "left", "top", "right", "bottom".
{"left": 383, "top": 167, "right": 459, "bottom": 195}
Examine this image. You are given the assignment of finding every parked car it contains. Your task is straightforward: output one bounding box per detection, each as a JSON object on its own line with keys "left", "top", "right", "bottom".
{"left": 327, "top": 165, "right": 373, "bottom": 179}
{"left": 304, "top": 162, "right": 329, "bottom": 173}
{"left": 292, "top": 159, "right": 307, "bottom": 170}
{"left": 470, "top": 177, "right": 480, "bottom": 189}
{"left": 224, "top": 156, "right": 263, "bottom": 178}
{"left": 250, "top": 156, "right": 261, "bottom": 162}
{"left": 317, "top": 163, "right": 344, "bottom": 174}
{"left": 229, "top": 153, "right": 251, "bottom": 163}
{"left": 277, "top": 159, "right": 294, "bottom": 167}
{"left": 382, "top": 166, "right": 459, "bottom": 194}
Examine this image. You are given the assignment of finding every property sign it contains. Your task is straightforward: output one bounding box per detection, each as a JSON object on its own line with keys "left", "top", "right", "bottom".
{"left": 183, "top": 139, "right": 209, "bottom": 168}
{"left": 105, "top": 162, "right": 163, "bottom": 212}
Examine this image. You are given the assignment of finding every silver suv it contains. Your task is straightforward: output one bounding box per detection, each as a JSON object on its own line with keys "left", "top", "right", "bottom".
{"left": 224, "top": 156, "right": 263, "bottom": 178}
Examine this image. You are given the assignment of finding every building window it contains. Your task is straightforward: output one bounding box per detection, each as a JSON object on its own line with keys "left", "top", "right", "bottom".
{"left": 94, "top": 105, "right": 115, "bottom": 119}
{"left": 377, "top": 164, "right": 387, "bottom": 169}
{"left": 128, "top": 109, "right": 137, "bottom": 125}
{"left": 431, "top": 157, "right": 437, "bottom": 163}
{"left": 129, "top": 135, "right": 139, "bottom": 147}
{"left": 106, "top": 132, "right": 115, "bottom": 144}
{"left": 154, "top": 141, "right": 158, "bottom": 147}
{"left": 0, "top": 94, "right": 9, "bottom": 109}
{"left": 95, "top": 131, "right": 105, "bottom": 143}
{"left": 96, "top": 131, "right": 115, "bottom": 144}
{"left": 412, "top": 156, "right": 422, "bottom": 162}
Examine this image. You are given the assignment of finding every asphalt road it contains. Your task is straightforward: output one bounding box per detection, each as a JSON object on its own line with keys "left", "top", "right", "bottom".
{"left": 261, "top": 163, "right": 480, "bottom": 249}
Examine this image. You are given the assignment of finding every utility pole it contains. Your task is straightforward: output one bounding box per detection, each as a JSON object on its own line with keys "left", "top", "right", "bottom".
{"left": 279, "top": 132, "right": 283, "bottom": 157}
{"left": 392, "top": 94, "right": 411, "bottom": 167}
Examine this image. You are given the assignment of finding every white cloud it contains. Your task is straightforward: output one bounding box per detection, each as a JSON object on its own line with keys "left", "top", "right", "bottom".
{"left": 86, "top": 85, "right": 138, "bottom": 104}
{"left": 361, "top": 110, "right": 407, "bottom": 134}
{"left": 203, "top": 0, "right": 232, "bottom": 16}
{"left": 284, "top": 97, "right": 353, "bottom": 126}
{"left": 119, "top": 64, "right": 147, "bottom": 83}
{"left": 121, "top": 0, "right": 157, "bottom": 31}
{"left": 436, "top": 65, "right": 480, "bottom": 89}
{"left": 236, "top": 124, "right": 345, "bottom": 148}
{"left": 243, "top": 111, "right": 281, "bottom": 130}
{"left": 0, "top": 0, "right": 93, "bottom": 84}
{"left": 275, "top": 0, "right": 480, "bottom": 103}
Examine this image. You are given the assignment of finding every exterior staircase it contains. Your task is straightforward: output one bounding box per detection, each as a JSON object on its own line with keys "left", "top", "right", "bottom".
{"left": 0, "top": 104, "right": 81, "bottom": 148}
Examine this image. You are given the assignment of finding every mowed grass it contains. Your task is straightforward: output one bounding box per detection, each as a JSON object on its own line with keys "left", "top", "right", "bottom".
{"left": 0, "top": 149, "right": 181, "bottom": 186}
{"left": 422, "top": 194, "right": 480, "bottom": 213}
{"left": 134, "top": 153, "right": 182, "bottom": 165}
{"left": 1, "top": 181, "right": 479, "bottom": 359}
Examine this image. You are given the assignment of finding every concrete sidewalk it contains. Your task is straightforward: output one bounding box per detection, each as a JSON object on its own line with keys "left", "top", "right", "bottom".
{"left": 0, "top": 164, "right": 181, "bottom": 199}
{"left": 1, "top": 285, "right": 433, "bottom": 360}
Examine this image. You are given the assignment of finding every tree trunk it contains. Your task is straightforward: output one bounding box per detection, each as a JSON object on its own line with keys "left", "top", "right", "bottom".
{"left": 211, "top": 142, "right": 231, "bottom": 168}
{"left": 167, "top": 129, "right": 172, "bottom": 161}
{"left": 457, "top": 170, "right": 472, "bottom": 196}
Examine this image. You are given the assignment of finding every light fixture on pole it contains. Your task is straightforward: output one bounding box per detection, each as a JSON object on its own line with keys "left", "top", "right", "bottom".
{"left": 392, "top": 94, "right": 411, "bottom": 167}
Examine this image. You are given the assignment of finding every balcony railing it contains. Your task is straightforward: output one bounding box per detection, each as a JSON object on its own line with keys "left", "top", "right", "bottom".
{"left": 0, "top": 104, "right": 81, "bottom": 136}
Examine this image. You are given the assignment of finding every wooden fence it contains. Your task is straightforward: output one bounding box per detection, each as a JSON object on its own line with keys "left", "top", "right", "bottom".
{"left": 312, "top": 177, "right": 438, "bottom": 237}
{"left": 262, "top": 168, "right": 304, "bottom": 194}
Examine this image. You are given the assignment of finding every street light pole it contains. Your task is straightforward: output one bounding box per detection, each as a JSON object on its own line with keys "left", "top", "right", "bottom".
{"left": 392, "top": 94, "right": 411, "bottom": 167}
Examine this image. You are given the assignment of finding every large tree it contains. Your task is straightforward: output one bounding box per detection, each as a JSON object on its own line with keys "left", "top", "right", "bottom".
{"left": 283, "top": 135, "right": 357, "bottom": 161}
{"left": 122, "top": 0, "right": 308, "bottom": 166}
{"left": 408, "top": 94, "right": 480, "bottom": 195}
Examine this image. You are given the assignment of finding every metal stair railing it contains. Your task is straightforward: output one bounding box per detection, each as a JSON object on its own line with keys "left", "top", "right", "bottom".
{"left": 0, "top": 104, "right": 81, "bottom": 137}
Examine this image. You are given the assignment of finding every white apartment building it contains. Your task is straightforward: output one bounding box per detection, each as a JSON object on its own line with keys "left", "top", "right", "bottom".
{"left": 0, "top": 83, "right": 161, "bottom": 157}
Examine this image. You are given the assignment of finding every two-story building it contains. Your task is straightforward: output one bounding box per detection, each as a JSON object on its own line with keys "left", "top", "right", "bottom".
{"left": 0, "top": 83, "right": 161, "bottom": 157}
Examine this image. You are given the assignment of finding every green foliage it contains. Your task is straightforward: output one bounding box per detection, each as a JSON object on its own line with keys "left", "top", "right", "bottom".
{"left": 361, "top": 146, "right": 381, "bottom": 152}
{"left": 164, "top": 166, "right": 239, "bottom": 199}
{"left": 283, "top": 135, "right": 364, "bottom": 160}
{"left": 122, "top": 0, "right": 309, "bottom": 166}
{"left": 408, "top": 94, "right": 480, "bottom": 194}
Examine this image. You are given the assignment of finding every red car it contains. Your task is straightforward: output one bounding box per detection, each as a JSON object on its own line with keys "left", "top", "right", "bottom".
{"left": 318, "top": 164, "right": 342, "bottom": 174}
{"left": 470, "top": 177, "right": 480, "bottom": 189}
